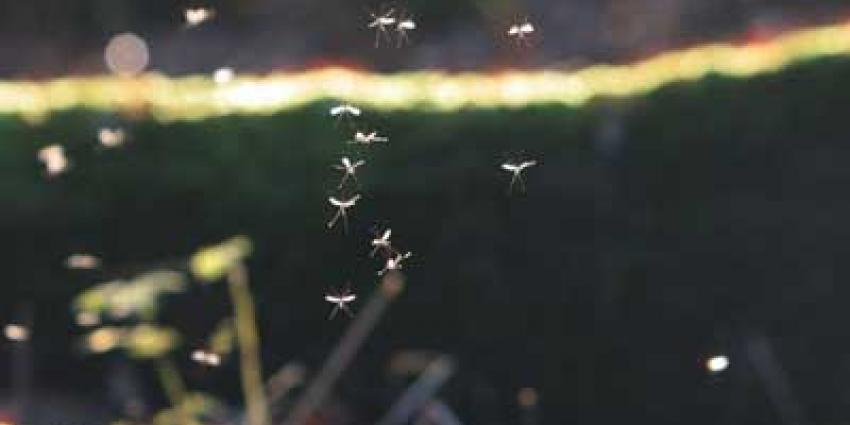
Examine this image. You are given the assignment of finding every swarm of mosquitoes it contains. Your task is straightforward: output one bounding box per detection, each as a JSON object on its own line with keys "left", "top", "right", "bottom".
{"left": 31, "top": 6, "right": 542, "bottom": 366}
{"left": 324, "top": 97, "right": 416, "bottom": 320}
{"left": 16, "top": 4, "right": 736, "bottom": 387}
{"left": 367, "top": 7, "right": 417, "bottom": 48}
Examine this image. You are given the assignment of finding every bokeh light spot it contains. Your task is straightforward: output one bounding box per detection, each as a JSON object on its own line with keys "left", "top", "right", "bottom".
{"left": 104, "top": 32, "right": 150, "bottom": 76}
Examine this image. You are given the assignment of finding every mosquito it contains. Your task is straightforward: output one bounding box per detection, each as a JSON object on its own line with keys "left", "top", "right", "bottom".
{"left": 184, "top": 7, "right": 215, "bottom": 27}
{"left": 65, "top": 254, "right": 102, "bottom": 270}
{"left": 213, "top": 67, "right": 235, "bottom": 85}
{"left": 38, "top": 144, "right": 69, "bottom": 176}
{"left": 324, "top": 286, "right": 357, "bottom": 320}
{"left": 378, "top": 251, "right": 412, "bottom": 276}
{"left": 329, "top": 104, "right": 362, "bottom": 127}
{"left": 348, "top": 130, "right": 389, "bottom": 145}
{"left": 4, "top": 324, "right": 29, "bottom": 342}
{"left": 330, "top": 104, "right": 361, "bottom": 119}
{"left": 367, "top": 8, "right": 397, "bottom": 47}
{"left": 333, "top": 157, "right": 365, "bottom": 189}
{"left": 191, "top": 349, "right": 221, "bottom": 367}
{"left": 395, "top": 14, "right": 416, "bottom": 47}
{"left": 507, "top": 19, "right": 535, "bottom": 45}
{"left": 501, "top": 160, "right": 537, "bottom": 193}
{"left": 369, "top": 228, "right": 393, "bottom": 257}
{"left": 327, "top": 194, "right": 362, "bottom": 232}
{"left": 98, "top": 127, "right": 125, "bottom": 148}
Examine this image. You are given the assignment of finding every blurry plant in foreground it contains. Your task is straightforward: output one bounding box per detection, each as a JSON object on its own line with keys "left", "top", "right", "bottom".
{"left": 191, "top": 236, "right": 252, "bottom": 282}
{"left": 154, "top": 393, "right": 228, "bottom": 425}
{"left": 83, "top": 324, "right": 180, "bottom": 359}
{"left": 72, "top": 235, "right": 408, "bottom": 425}
{"left": 72, "top": 236, "right": 268, "bottom": 425}
{"left": 73, "top": 270, "right": 187, "bottom": 321}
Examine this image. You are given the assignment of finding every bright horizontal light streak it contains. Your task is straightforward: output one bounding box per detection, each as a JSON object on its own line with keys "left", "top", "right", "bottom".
{"left": 0, "top": 20, "right": 849, "bottom": 121}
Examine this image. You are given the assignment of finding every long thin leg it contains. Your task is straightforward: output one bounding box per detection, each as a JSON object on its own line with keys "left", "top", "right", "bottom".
{"left": 328, "top": 306, "right": 339, "bottom": 320}
{"left": 327, "top": 210, "right": 342, "bottom": 229}
{"left": 516, "top": 174, "right": 526, "bottom": 192}
{"left": 341, "top": 210, "right": 349, "bottom": 234}
{"left": 374, "top": 27, "right": 382, "bottom": 48}
{"left": 508, "top": 173, "right": 519, "bottom": 195}
{"left": 382, "top": 28, "right": 394, "bottom": 47}
{"left": 341, "top": 305, "right": 354, "bottom": 318}
{"left": 369, "top": 245, "right": 380, "bottom": 258}
{"left": 337, "top": 173, "right": 350, "bottom": 189}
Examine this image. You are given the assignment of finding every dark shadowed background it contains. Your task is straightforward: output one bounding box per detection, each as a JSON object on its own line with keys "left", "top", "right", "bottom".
{"left": 1, "top": 0, "right": 850, "bottom": 75}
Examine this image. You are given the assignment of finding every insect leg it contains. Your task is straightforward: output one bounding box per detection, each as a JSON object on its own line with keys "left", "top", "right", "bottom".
{"left": 327, "top": 210, "right": 342, "bottom": 228}
{"left": 341, "top": 210, "right": 349, "bottom": 234}
{"left": 337, "top": 173, "right": 349, "bottom": 189}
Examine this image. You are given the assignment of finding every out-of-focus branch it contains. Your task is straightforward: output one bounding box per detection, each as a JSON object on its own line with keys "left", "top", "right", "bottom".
{"left": 266, "top": 362, "right": 308, "bottom": 422}
{"left": 155, "top": 357, "right": 187, "bottom": 406}
{"left": 228, "top": 262, "right": 269, "bottom": 425}
{"left": 413, "top": 399, "right": 465, "bottom": 425}
{"left": 377, "top": 355, "right": 456, "bottom": 425}
{"left": 281, "top": 271, "right": 406, "bottom": 425}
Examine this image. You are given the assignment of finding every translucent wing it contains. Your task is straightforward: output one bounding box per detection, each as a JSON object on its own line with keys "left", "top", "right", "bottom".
{"left": 329, "top": 197, "right": 342, "bottom": 206}
{"left": 501, "top": 163, "right": 517, "bottom": 172}
{"left": 325, "top": 295, "right": 341, "bottom": 303}
{"left": 330, "top": 106, "right": 343, "bottom": 116}
{"left": 341, "top": 294, "right": 356, "bottom": 303}
{"left": 508, "top": 25, "right": 520, "bottom": 35}
{"left": 382, "top": 229, "right": 392, "bottom": 240}
{"left": 520, "top": 23, "right": 535, "bottom": 33}
{"left": 353, "top": 160, "right": 366, "bottom": 168}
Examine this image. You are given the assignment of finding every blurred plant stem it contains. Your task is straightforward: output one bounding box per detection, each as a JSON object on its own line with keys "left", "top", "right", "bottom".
{"left": 156, "top": 357, "right": 187, "bottom": 406}
{"left": 156, "top": 356, "right": 192, "bottom": 425}
{"left": 227, "top": 261, "right": 269, "bottom": 425}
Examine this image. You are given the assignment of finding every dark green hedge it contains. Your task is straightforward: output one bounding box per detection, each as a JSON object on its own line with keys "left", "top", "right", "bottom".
{"left": 4, "top": 56, "right": 850, "bottom": 423}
